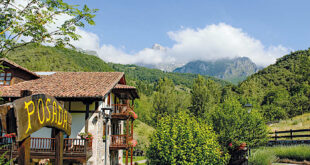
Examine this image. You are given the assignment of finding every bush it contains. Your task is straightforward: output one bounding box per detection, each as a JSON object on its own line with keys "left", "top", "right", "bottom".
{"left": 210, "top": 97, "right": 268, "bottom": 149}
{"left": 146, "top": 112, "right": 229, "bottom": 165}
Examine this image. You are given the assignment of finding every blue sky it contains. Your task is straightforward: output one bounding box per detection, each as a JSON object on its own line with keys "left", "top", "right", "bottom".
{"left": 65, "top": 0, "right": 310, "bottom": 66}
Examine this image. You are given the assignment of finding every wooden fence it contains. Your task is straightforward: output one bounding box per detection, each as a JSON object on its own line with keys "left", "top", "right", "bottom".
{"left": 269, "top": 129, "right": 310, "bottom": 141}
{"left": 268, "top": 129, "right": 310, "bottom": 146}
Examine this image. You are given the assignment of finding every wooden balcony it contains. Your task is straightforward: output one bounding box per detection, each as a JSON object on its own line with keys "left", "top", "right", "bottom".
{"left": 110, "top": 135, "right": 128, "bottom": 150}
{"left": 111, "top": 104, "right": 133, "bottom": 120}
{"left": 0, "top": 137, "right": 91, "bottom": 161}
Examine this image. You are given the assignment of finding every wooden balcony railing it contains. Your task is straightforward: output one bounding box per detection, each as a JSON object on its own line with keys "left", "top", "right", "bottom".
{"left": 64, "top": 138, "right": 87, "bottom": 153}
{"left": 112, "top": 104, "right": 128, "bottom": 114}
{"left": 31, "top": 137, "right": 56, "bottom": 152}
{"left": 0, "top": 136, "right": 18, "bottom": 150}
{"left": 110, "top": 135, "right": 128, "bottom": 149}
{"left": 0, "top": 137, "right": 89, "bottom": 160}
{"left": 111, "top": 104, "right": 134, "bottom": 120}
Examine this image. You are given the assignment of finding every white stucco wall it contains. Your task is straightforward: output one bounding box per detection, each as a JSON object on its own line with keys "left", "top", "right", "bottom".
{"left": 70, "top": 113, "right": 85, "bottom": 138}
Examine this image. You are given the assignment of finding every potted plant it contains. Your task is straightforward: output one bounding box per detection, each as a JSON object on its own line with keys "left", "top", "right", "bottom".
{"left": 4, "top": 133, "right": 16, "bottom": 141}
{"left": 129, "top": 111, "right": 138, "bottom": 120}
{"left": 78, "top": 132, "right": 93, "bottom": 148}
{"left": 238, "top": 142, "right": 247, "bottom": 150}
{"left": 128, "top": 139, "right": 137, "bottom": 147}
{"left": 102, "top": 135, "right": 106, "bottom": 142}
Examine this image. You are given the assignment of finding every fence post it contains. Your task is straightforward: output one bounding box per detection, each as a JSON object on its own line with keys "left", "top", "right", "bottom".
{"left": 290, "top": 129, "right": 293, "bottom": 140}
{"left": 275, "top": 130, "right": 277, "bottom": 141}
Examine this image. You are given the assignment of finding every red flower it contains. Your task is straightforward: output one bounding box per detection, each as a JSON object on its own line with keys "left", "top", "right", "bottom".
{"left": 4, "top": 133, "right": 16, "bottom": 138}
{"left": 128, "top": 139, "right": 137, "bottom": 147}
{"left": 228, "top": 143, "right": 233, "bottom": 147}
{"left": 133, "top": 113, "right": 138, "bottom": 119}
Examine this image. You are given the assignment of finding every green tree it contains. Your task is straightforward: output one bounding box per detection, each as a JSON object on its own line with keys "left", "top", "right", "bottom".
{"left": 190, "top": 75, "right": 221, "bottom": 118}
{"left": 147, "top": 112, "right": 229, "bottom": 165}
{"left": 152, "top": 78, "right": 189, "bottom": 125}
{"left": 210, "top": 97, "right": 268, "bottom": 148}
{"left": 134, "top": 93, "right": 155, "bottom": 126}
{"left": 153, "top": 78, "right": 176, "bottom": 116}
{"left": 0, "top": 0, "right": 97, "bottom": 57}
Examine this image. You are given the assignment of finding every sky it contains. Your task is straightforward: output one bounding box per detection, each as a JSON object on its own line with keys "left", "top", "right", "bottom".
{"left": 62, "top": 0, "right": 310, "bottom": 66}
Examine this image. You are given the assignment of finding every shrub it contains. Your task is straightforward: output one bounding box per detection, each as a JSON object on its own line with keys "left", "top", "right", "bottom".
{"left": 210, "top": 97, "right": 268, "bottom": 149}
{"left": 146, "top": 112, "right": 229, "bottom": 165}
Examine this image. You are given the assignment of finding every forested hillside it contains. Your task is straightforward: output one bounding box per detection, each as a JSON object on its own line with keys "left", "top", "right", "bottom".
{"left": 6, "top": 44, "right": 113, "bottom": 72}
{"left": 109, "top": 63, "right": 230, "bottom": 88}
{"left": 239, "top": 49, "right": 310, "bottom": 121}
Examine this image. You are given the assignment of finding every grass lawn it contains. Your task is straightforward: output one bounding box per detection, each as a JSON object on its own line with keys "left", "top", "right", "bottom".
{"left": 249, "top": 145, "right": 310, "bottom": 165}
{"left": 123, "top": 156, "right": 146, "bottom": 163}
{"left": 268, "top": 113, "right": 310, "bottom": 140}
{"left": 269, "top": 113, "right": 310, "bottom": 131}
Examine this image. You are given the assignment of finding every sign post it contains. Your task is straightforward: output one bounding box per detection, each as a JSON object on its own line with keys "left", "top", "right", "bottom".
{"left": 17, "top": 137, "right": 30, "bottom": 165}
{"left": 6, "top": 94, "right": 72, "bottom": 165}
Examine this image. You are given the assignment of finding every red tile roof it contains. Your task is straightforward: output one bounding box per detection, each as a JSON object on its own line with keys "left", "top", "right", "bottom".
{"left": 0, "top": 72, "right": 124, "bottom": 99}
{"left": 0, "top": 58, "right": 40, "bottom": 78}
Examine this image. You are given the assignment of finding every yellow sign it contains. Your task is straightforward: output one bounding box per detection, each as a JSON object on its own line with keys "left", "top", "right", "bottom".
{"left": 13, "top": 94, "right": 72, "bottom": 141}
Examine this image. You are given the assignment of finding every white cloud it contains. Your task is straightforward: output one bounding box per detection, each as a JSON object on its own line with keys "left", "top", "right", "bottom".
{"left": 81, "top": 23, "right": 289, "bottom": 66}
{"left": 167, "top": 23, "right": 290, "bottom": 66}
{"left": 70, "top": 28, "right": 100, "bottom": 51}
{"left": 44, "top": 20, "right": 288, "bottom": 66}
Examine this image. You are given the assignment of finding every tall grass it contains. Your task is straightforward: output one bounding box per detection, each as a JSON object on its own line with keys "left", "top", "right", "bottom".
{"left": 249, "top": 145, "right": 310, "bottom": 165}
{"left": 269, "top": 113, "right": 310, "bottom": 132}
{"left": 249, "top": 149, "right": 277, "bottom": 165}
{"left": 273, "top": 145, "right": 310, "bottom": 161}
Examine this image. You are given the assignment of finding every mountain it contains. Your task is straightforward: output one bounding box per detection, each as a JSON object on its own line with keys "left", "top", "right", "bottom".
{"left": 135, "top": 44, "right": 185, "bottom": 72}
{"left": 173, "top": 57, "right": 260, "bottom": 84}
{"left": 137, "top": 62, "right": 184, "bottom": 72}
{"left": 109, "top": 63, "right": 231, "bottom": 88}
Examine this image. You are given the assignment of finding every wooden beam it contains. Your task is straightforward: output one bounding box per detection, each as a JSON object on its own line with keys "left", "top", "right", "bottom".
{"left": 95, "top": 101, "right": 99, "bottom": 111}
{"left": 68, "top": 101, "right": 71, "bottom": 111}
{"left": 126, "top": 149, "right": 129, "bottom": 165}
{"left": 131, "top": 147, "right": 133, "bottom": 165}
{"left": 85, "top": 103, "right": 90, "bottom": 133}
{"left": 55, "top": 129, "right": 64, "bottom": 165}
{"left": 18, "top": 136, "right": 30, "bottom": 165}
{"left": 131, "top": 120, "right": 134, "bottom": 138}
{"left": 126, "top": 119, "right": 129, "bottom": 165}
{"left": 131, "top": 119, "right": 134, "bottom": 165}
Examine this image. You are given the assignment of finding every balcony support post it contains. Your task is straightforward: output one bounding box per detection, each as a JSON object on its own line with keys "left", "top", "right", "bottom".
{"left": 85, "top": 103, "right": 90, "bottom": 133}
{"left": 18, "top": 136, "right": 30, "bottom": 165}
{"left": 126, "top": 119, "right": 129, "bottom": 165}
{"left": 130, "top": 119, "right": 134, "bottom": 165}
{"left": 55, "top": 129, "right": 64, "bottom": 165}
{"left": 126, "top": 149, "right": 129, "bottom": 165}
{"left": 130, "top": 146, "right": 133, "bottom": 165}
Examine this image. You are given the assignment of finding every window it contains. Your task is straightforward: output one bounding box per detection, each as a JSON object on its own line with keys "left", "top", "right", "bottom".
{"left": 0, "top": 72, "right": 12, "bottom": 86}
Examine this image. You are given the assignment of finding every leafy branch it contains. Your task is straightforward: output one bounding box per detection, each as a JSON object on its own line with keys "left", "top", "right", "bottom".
{"left": 0, "top": 0, "right": 98, "bottom": 57}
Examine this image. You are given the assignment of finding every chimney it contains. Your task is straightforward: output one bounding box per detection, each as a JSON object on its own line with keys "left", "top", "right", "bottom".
{"left": 21, "top": 90, "right": 32, "bottom": 97}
